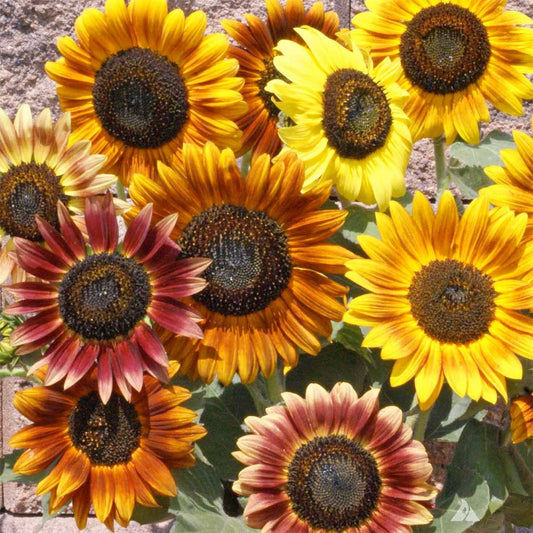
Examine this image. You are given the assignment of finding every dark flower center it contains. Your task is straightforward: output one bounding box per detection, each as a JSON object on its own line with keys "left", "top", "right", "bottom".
{"left": 258, "top": 57, "right": 283, "bottom": 119}
{"left": 322, "top": 68, "right": 392, "bottom": 159}
{"left": 0, "top": 162, "right": 67, "bottom": 241}
{"left": 93, "top": 47, "right": 189, "bottom": 149}
{"left": 287, "top": 434, "right": 382, "bottom": 530}
{"left": 408, "top": 259, "right": 496, "bottom": 343}
{"left": 178, "top": 204, "right": 292, "bottom": 316}
{"left": 400, "top": 4, "right": 491, "bottom": 94}
{"left": 58, "top": 252, "right": 151, "bottom": 340}
{"left": 68, "top": 391, "right": 141, "bottom": 465}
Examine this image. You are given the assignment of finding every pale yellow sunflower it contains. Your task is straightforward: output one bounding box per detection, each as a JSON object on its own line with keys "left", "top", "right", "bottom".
{"left": 45, "top": 0, "right": 247, "bottom": 185}
{"left": 344, "top": 191, "right": 533, "bottom": 410}
{"left": 266, "top": 27, "right": 412, "bottom": 211}
{"left": 0, "top": 104, "right": 121, "bottom": 284}
{"left": 352, "top": 0, "right": 533, "bottom": 144}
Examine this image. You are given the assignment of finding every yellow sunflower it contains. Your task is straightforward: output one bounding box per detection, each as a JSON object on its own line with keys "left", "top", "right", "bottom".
{"left": 126, "top": 142, "right": 355, "bottom": 386}
{"left": 221, "top": 0, "right": 339, "bottom": 161}
{"left": 481, "top": 114, "right": 533, "bottom": 242}
{"left": 510, "top": 391, "right": 533, "bottom": 444}
{"left": 344, "top": 191, "right": 533, "bottom": 410}
{"left": 9, "top": 367, "right": 205, "bottom": 531}
{"left": 266, "top": 27, "right": 412, "bottom": 211}
{"left": 233, "top": 383, "right": 437, "bottom": 532}
{"left": 45, "top": 0, "right": 247, "bottom": 186}
{"left": 0, "top": 104, "right": 122, "bottom": 284}
{"left": 352, "top": 0, "right": 533, "bottom": 145}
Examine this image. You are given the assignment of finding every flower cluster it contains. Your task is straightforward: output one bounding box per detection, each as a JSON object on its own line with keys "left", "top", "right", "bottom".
{"left": 1, "top": 0, "right": 532, "bottom": 531}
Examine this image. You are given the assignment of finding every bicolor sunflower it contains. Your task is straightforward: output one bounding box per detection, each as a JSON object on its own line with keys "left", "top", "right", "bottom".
{"left": 222, "top": 0, "right": 339, "bottom": 161}
{"left": 344, "top": 191, "right": 533, "bottom": 410}
{"left": 481, "top": 115, "right": 533, "bottom": 242}
{"left": 510, "top": 391, "right": 533, "bottom": 444}
{"left": 4, "top": 193, "right": 209, "bottom": 402}
{"left": 126, "top": 142, "right": 355, "bottom": 385}
{"left": 266, "top": 27, "right": 412, "bottom": 211}
{"left": 0, "top": 104, "right": 121, "bottom": 284}
{"left": 9, "top": 367, "right": 205, "bottom": 531}
{"left": 352, "top": 0, "right": 533, "bottom": 145}
{"left": 233, "top": 382, "right": 437, "bottom": 532}
{"left": 45, "top": 0, "right": 247, "bottom": 186}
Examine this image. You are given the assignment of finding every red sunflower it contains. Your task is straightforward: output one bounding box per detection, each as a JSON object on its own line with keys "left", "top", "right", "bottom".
{"left": 233, "top": 382, "right": 437, "bottom": 532}
{"left": 4, "top": 193, "right": 209, "bottom": 402}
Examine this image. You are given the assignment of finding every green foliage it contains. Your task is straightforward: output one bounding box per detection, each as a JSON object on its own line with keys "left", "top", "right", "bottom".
{"left": 448, "top": 131, "right": 516, "bottom": 199}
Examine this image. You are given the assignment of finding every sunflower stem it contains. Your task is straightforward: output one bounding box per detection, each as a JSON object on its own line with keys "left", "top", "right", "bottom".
{"left": 412, "top": 405, "right": 432, "bottom": 442}
{"left": 433, "top": 135, "right": 449, "bottom": 195}
{"left": 245, "top": 381, "right": 269, "bottom": 416}
{"left": 265, "top": 363, "right": 285, "bottom": 405}
{"left": 115, "top": 179, "right": 127, "bottom": 201}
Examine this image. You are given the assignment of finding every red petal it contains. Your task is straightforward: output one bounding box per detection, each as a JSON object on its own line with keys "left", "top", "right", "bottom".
{"left": 110, "top": 348, "right": 132, "bottom": 401}
{"left": 122, "top": 203, "right": 152, "bottom": 258}
{"left": 63, "top": 343, "right": 99, "bottom": 389}
{"left": 102, "top": 192, "right": 118, "bottom": 252}
{"left": 44, "top": 335, "right": 83, "bottom": 386}
{"left": 98, "top": 347, "right": 114, "bottom": 404}
{"left": 57, "top": 202, "right": 86, "bottom": 260}
{"left": 14, "top": 238, "right": 68, "bottom": 281}
{"left": 142, "top": 353, "right": 169, "bottom": 384}
{"left": 35, "top": 216, "right": 77, "bottom": 266}
{"left": 10, "top": 311, "right": 64, "bottom": 347}
{"left": 6, "top": 282, "right": 58, "bottom": 300}
{"left": 4, "top": 298, "right": 57, "bottom": 315}
{"left": 148, "top": 299, "right": 204, "bottom": 338}
{"left": 116, "top": 340, "right": 144, "bottom": 392}
{"left": 134, "top": 323, "right": 168, "bottom": 367}
{"left": 153, "top": 277, "right": 208, "bottom": 298}
{"left": 85, "top": 196, "right": 109, "bottom": 253}
{"left": 135, "top": 213, "right": 178, "bottom": 264}
{"left": 154, "top": 257, "right": 211, "bottom": 281}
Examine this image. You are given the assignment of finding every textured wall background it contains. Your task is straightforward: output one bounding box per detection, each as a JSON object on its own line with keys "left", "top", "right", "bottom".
{"left": 0, "top": 0, "right": 532, "bottom": 531}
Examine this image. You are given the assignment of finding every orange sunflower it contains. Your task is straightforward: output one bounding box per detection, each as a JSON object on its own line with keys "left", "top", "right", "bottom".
{"left": 45, "top": 0, "right": 247, "bottom": 185}
{"left": 127, "top": 142, "right": 355, "bottom": 385}
{"left": 344, "top": 191, "right": 533, "bottom": 410}
{"left": 233, "top": 383, "right": 437, "bottom": 532}
{"left": 510, "top": 391, "right": 533, "bottom": 444}
{"left": 9, "top": 367, "right": 205, "bottom": 531}
{"left": 481, "top": 114, "right": 533, "bottom": 242}
{"left": 5, "top": 193, "right": 209, "bottom": 402}
{"left": 352, "top": 0, "right": 533, "bottom": 145}
{"left": 0, "top": 104, "right": 122, "bottom": 284}
{"left": 222, "top": 0, "right": 339, "bottom": 161}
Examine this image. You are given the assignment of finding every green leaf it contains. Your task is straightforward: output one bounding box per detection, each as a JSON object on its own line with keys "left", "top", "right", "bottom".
{"left": 286, "top": 342, "right": 368, "bottom": 396}
{"left": 130, "top": 498, "right": 174, "bottom": 525}
{"left": 199, "top": 380, "right": 255, "bottom": 481}
{"left": 449, "top": 131, "right": 515, "bottom": 168}
{"left": 500, "top": 493, "right": 533, "bottom": 527}
{"left": 448, "top": 166, "right": 493, "bottom": 200}
{"left": 170, "top": 453, "right": 253, "bottom": 533}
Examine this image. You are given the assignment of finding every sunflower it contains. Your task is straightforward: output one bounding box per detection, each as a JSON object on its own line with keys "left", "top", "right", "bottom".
{"left": 510, "top": 391, "right": 533, "bottom": 444}
{"left": 344, "top": 191, "right": 533, "bottom": 410}
{"left": 233, "top": 382, "right": 437, "bottom": 532}
{"left": 45, "top": 0, "right": 247, "bottom": 186}
{"left": 0, "top": 104, "right": 121, "bottom": 284}
{"left": 266, "top": 27, "right": 412, "bottom": 211}
{"left": 352, "top": 0, "right": 533, "bottom": 145}
{"left": 481, "top": 115, "right": 533, "bottom": 242}
{"left": 4, "top": 193, "right": 209, "bottom": 402}
{"left": 221, "top": 0, "right": 339, "bottom": 161}
{"left": 126, "top": 142, "right": 355, "bottom": 386}
{"left": 9, "top": 366, "right": 205, "bottom": 531}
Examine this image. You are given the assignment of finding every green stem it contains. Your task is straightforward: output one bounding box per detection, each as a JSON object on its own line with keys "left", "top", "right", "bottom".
{"left": 412, "top": 405, "right": 432, "bottom": 442}
{"left": 433, "top": 135, "right": 449, "bottom": 195}
{"left": 245, "top": 381, "right": 268, "bottom": 416}
{"left": 115, "top": 179, "right": 127, "bottom": 201}
{"left": 265, "top": 364, "right": 285, "bottom": 405}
